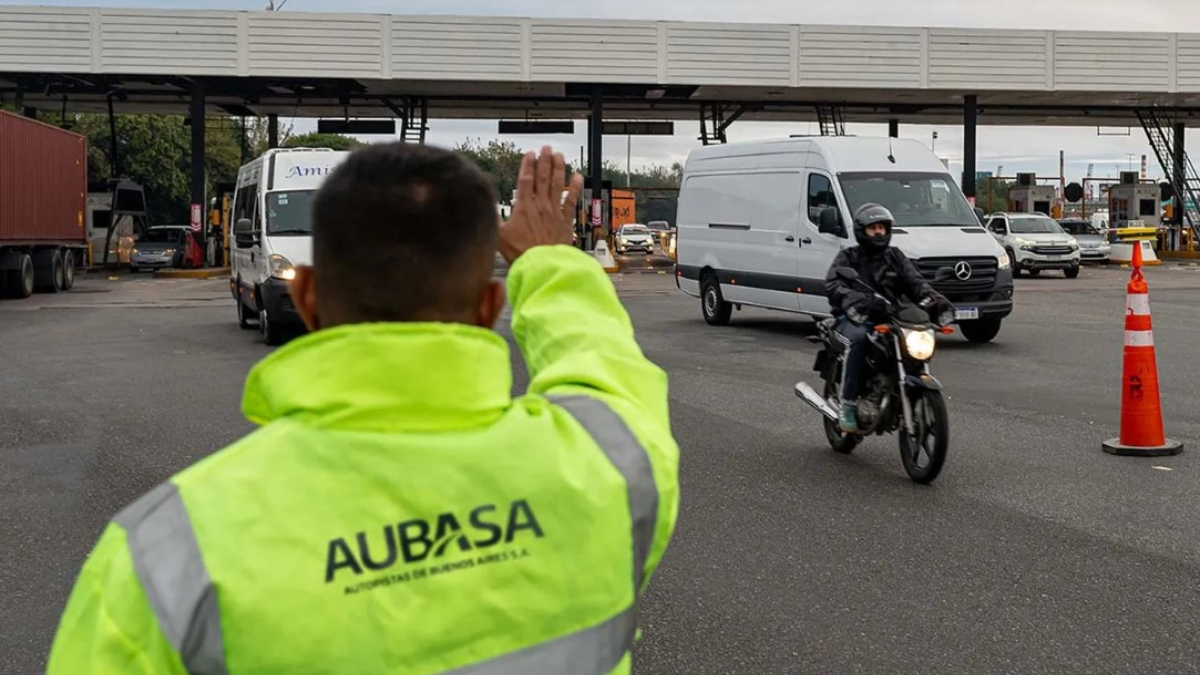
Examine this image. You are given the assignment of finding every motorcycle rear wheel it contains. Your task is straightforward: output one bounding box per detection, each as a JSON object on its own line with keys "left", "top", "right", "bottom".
{"left": 898, "top": 390, "right": 949, "bottom": 484}
{"left": 822, "top": 372, "right": 860, "bottom": 454}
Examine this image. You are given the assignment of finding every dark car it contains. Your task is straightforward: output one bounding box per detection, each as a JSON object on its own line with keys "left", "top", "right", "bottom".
{"left": 130, "top": 226, "right": 187, "bottom": 272}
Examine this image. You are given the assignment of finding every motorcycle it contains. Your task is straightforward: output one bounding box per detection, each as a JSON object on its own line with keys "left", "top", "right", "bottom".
{"left": 793, "top": 266, "right": 957, "bottom": 484}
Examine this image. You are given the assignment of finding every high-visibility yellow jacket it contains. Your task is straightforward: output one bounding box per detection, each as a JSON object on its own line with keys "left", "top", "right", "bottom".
{"left": 46, "top": 244, "right": 680, "bottom": 675}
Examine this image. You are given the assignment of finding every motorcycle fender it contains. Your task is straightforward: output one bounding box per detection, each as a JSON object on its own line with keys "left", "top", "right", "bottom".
{"left": 904, "top": 373, "right": 943, "bottom": 391}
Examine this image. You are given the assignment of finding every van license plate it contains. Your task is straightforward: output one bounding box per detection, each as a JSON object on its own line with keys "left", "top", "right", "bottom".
{"left": 955, "top": 307, "right": 980, "bottom": 321}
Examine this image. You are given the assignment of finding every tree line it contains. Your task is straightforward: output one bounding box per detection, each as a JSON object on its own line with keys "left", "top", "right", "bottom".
{"left": 453, "top": 138, "right": 684, "bottom": 224}
{"left": 1, "top": 104, "right": 687, "bottom": 226}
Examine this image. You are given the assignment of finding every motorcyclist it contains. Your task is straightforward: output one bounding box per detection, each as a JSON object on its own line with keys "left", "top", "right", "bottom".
{"left": 824, "top": 203, "right": 953, "bottom": 434}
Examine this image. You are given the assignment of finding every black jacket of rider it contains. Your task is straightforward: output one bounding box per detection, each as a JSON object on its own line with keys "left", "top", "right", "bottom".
{"left": 825, "top": 246, "right": 938, "bottom": 325}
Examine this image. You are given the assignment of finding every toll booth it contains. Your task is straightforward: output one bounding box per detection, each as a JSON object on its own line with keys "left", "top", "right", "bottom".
{"left": 1108, "top": 172, "right": 1162, "bottom": 229}
{"left": 86, "top": 180, "right": 150, "bottom": 268}
{"left": 208, "top": 181, "right": 236, "bottom": 268}
{"left": 1007, "top": 173, "right": 1057, "bottom": 216}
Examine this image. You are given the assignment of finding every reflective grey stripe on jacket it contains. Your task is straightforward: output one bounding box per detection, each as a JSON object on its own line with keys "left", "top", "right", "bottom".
{"left": 114, "top": 394, "right": 658, "bottom": 675}
{"left": 114, "top": 481, "right": 228, "bottom": 675}
{"left": 547, "top": 394, "right": 660, "bottom": 594}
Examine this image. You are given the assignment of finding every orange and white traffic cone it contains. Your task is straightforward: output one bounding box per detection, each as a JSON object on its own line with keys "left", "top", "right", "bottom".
{"left": 1103, "top": 242, "right": 1183, "bottom": 456}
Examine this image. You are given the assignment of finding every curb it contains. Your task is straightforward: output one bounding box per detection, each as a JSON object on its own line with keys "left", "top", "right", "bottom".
{"left": 153, "top": 267, "right": 230, "bottom": 280}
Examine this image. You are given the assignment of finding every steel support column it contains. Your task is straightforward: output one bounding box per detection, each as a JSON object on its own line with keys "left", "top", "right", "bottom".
{"left": 190, "top": 82, "right": 207, "bottom": 254}
{"left": 589, "top": 90, "right": 604, "bottom": 244}
{"left": 1174, "top": 123, "right": 1186, "bottom": 226}
{"left": 888, "top": 119, "right": 899, "bottom": 138}
{"left": 268, "top": 114, "right": 279, "bottom": 149}
{"left": 962, "top": 96, "right": 978, "bottom": 203}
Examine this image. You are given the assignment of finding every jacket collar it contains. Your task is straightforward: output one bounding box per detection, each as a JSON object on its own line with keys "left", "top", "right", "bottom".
{"left": 241, "top": 322, "right": 513, "bottom": 432}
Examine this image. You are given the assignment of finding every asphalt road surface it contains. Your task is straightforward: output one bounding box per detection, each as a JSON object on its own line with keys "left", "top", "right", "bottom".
{"left": 2, "top": 263, "right": 1199, "bottom": 674}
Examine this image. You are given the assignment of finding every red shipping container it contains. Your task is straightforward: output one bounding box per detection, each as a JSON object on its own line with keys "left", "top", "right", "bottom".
{"left": 0, "top": 109, "right": 87, "bottom": 245}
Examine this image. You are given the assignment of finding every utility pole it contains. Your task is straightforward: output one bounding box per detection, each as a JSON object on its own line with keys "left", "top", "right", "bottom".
{"left": 626, "top": 135, "right": 631, "bottom": 187}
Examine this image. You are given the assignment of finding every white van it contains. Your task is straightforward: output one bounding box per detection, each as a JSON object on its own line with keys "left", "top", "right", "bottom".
{"left": 230, "top": 147, "right": 351, "bottom": 345}
{"left": 674, "top": 136, "right": 1014, "bottom": 343}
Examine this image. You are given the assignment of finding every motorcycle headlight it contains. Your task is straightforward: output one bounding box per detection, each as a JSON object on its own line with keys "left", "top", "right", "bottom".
{"left": 997, "top": 252, "right": 1011, "bottom": 270}
{"left": 903, "top": 329, "right": 937, "bottom": 361}
{"left": 269, "top": 254, "right": 296, "bottom": 281}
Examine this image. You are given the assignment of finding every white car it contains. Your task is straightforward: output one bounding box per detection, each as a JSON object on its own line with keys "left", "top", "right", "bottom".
{"left": 984, "top": 212, "right": 1081, "bottom": 278}
{"left": 616, "top": 224, "right": 654, "bottom": 254}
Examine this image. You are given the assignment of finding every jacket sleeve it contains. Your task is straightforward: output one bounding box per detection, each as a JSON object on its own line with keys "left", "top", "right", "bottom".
{"left": 891, "top": 249, "right": 937, "bottom": 302}
{"left": 46, "top": 523, "right": 189, "bottom": 675}
{"left": 507, "top": 244, "right": 679, "bottom": 593}
{"left": 824, "top": 248, "right": 869, "bottom": 318}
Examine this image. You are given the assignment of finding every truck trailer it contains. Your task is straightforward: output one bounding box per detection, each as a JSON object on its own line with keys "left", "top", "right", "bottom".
{"left": 0, "top": 109, "right": 88, "bottom": 299}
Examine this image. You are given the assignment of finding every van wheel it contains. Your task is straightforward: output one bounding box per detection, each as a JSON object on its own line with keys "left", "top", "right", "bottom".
{"left": 260, "top": 308, "right": 285, "bottom": 346}
{"left": 701, "top": 275, "right": 732, "bottom": 326}
{"left": 236, "top": 278, "right": 256, "bottom": 329}
{"left": 237, "top": 298, "right": 255, "bottom": 329}
{"left": 960, "top": 318, "right": 1002, "bottom": 344}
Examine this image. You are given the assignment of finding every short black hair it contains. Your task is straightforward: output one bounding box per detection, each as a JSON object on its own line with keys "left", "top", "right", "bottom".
{"left": 311, "top": 142, "right": 499, "bottom": 324}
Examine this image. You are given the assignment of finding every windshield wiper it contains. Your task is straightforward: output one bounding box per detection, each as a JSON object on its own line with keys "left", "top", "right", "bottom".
{"left": 269, "top": 228, "right": 311, "bottom": 236}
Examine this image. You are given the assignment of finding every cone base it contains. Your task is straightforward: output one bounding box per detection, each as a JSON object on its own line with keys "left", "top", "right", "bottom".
{"left": 1102, "top": 438, "right": 1183, "bottom": 457}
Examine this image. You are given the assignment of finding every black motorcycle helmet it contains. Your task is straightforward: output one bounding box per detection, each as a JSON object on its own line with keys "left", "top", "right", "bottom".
{"left": 852, "top": 203, "right": 894, "bottom": 254}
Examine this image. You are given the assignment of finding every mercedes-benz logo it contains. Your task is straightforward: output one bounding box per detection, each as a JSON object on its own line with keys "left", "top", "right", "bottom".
{"left": 954, "top": 261, "right": 973, "bottom": 281}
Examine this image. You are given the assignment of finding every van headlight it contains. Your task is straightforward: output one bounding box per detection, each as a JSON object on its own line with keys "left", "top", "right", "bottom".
{"left": 997, "top": 252, "right": 1011, "bottom": 269}
{"left": 269, "top": 254, "right": 296, "bottom": 281}
{"left": 903, "top": 328, "right": 937, "bottom": 361}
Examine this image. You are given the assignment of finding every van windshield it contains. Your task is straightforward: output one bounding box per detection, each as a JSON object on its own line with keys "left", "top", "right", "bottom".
{"left": 838, "top": 172, "right": 978, "bottom": 227}
{"left": 265, "top": 190, "right": 315, "bottom": 236}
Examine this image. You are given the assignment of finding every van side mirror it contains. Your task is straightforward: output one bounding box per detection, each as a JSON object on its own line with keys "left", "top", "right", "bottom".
{"left": 234, "top": 218, "right": 257, "bottom": 248}
{"left": 973, "top": 206, "right": 985, "bottom": 224}
{"left": 818, "top": 208, "right": 844, "bottom": 237}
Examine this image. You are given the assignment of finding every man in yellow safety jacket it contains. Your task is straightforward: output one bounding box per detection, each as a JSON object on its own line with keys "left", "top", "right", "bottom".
{"left": 46, "top": 143, "right": 680, "bottom": 674}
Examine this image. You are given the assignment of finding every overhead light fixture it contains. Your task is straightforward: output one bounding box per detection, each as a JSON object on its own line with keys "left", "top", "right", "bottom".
{"left": 645, "top": 88, "right": 666, "bottom": 99}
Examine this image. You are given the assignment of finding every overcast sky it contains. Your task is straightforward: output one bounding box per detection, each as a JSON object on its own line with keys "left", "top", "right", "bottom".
{"left": 8, "top": 0, "right": 1194, "bottom": 183}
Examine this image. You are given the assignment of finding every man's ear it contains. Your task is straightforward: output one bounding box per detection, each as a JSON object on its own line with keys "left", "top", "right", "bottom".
{"left": 475, "top": 279, "right": 507, "bottom": 329}
{"left": 288, "top": 266, "right": 320, "bottom": 332}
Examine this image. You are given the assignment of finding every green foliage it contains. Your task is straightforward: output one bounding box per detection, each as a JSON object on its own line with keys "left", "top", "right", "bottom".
{"left": 453, "top": 139, "right": 685, "bottom": 224}
{"left": 453, "top": 138, "right": 528, "bottom": 203}
{"left": 284, "top": 132, "right": 363, "bottom": 151}
{"left": 975, "top": 177, "right": 1014, "bottom": 213}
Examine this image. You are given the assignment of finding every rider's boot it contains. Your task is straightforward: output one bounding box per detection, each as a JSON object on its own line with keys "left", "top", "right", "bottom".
{"left": 839, "top": 401, "right": 859, "bottom": 434}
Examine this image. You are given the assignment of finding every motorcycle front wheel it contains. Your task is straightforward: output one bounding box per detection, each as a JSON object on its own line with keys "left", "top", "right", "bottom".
{"left": 898, "top": 390, "right": 949, "bottom": 484}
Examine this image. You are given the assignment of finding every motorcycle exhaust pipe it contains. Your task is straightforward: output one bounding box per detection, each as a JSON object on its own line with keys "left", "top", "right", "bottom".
{"left": 794, "top": 382, "right": 839, "bottom": 421}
